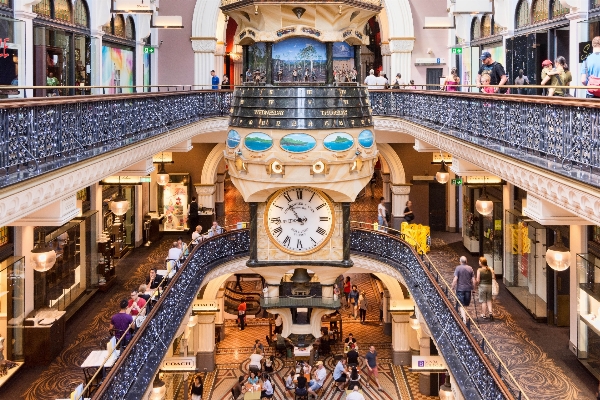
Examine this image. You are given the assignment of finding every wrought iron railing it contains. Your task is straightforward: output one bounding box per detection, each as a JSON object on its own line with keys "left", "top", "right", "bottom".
{"left": 0, "top": 90, "right": 231, "bottom": 189}
{"left": 350, "top": 228, "right": 521, "bottom": 400}
{"left": 369, "top": 90, "right": 600, "bottom": 188}
{"left": 259, "top": 296, "right": 340, "bottom": 309}
{"left": 94, "top": 229, "right": 250, "bottom": 400}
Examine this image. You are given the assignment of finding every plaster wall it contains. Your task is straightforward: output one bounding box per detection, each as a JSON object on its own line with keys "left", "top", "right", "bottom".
{"left": 157, "top": 0, "right": 196, "bottom": 85}
{"left": 163, "top": 143, "right": 219, "bottom": 185}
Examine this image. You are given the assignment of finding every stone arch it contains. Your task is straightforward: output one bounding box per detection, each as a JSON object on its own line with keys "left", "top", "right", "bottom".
{"left": 376, "top": 143, "right": 406, "bottom": 185}
{"left": 200, "top": 143, "right": 226, "bottom": 185}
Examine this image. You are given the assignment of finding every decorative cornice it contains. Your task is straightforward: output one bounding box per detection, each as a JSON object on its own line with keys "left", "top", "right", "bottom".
{"left": 374, "top": 117, "right": 600, "bottom": 226}
{"left": 0, "top": 117, "right": 229, "bottom": 228}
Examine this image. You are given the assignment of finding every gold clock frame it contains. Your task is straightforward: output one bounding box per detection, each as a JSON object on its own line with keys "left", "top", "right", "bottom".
{"left": 263, "top": 186, "right": 336, "bottom": 256}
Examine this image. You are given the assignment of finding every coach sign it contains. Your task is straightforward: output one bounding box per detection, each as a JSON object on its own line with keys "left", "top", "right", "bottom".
{"left": 161, "top": 357, "right": 197, "bottom": 372}
{"left": 410, "top": 355, "right": 446, "bottom": 372}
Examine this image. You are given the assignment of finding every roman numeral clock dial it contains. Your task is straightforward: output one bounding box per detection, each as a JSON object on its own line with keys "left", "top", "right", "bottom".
{"left": 265, "top": 187, "right": 334, "bottom": 255}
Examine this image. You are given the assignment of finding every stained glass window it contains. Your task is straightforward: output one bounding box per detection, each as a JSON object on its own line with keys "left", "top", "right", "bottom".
{"left": 0, "top": 226, "right": 8, "bottom": 247}
{"left": 532, "top": 0, "right": 549, "bottom": 23}
{"left": 551, "top": 0, "right": 569, "bottom": 17}
{"left": 33, "top": 0, "right": 51, "bottom": 17}
{"left": 125, "top": 16, "right": 135, "bottom": 40}
{"left": 481, "top": 16, "right": 492, "bottom": 37}
{"left": 471, "top": 17, "right": 481, "bottom": 40}
{"left": 74, "top": 0, "right": 89, "bottom": 27}
{"left": 516, "top": 0, "right": 531, "bottom": 28}
{"left": 54, "top": 0, "right": 72, "bottom": 23}
{"left": 114, "top": 15, "right": 126, "bottom": 37}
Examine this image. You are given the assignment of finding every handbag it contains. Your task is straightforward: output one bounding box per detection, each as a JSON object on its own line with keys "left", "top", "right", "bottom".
{"left": 491, "top": 279, "right": 499, "bottom": 297}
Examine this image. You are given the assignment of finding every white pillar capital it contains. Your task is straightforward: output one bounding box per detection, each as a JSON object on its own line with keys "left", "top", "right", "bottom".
{"left": 191, "top": 38, "right": 217, "bottom": 53}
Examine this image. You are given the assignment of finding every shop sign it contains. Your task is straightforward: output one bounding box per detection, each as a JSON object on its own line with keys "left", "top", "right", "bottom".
{"left": 1, "top": 38, "right": 10, "bottom": 58}
{"left": 580, "top": 41, "right": 592, "bottom": 63}
{"left": 451, "top": 47, "right": 463, "bottom": 54}
{"left": 161, "top": 357, "right": 196, "bottom": 372}
{"left": 411, "top": 356, "right": 446, "bottom": 371}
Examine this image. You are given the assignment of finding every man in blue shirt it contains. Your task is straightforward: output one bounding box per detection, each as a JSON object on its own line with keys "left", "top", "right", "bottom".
{"left": 582, "top": 36, "right": 600, "bottom": 98}
{"left": 211, "top": 70, "right": 219, "bottom": 90}
{"left": 333, "top": 358, "right": 348, "bottom": 391}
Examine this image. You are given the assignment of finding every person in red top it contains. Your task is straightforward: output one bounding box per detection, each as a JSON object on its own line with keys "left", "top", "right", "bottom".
{"left": 127, "top": 290, "right": 147, "bottom": 316}
{"left": 343, "top": 276, "right": 352, "bottom": 309}
{"left": 238, "top": 299, "right": 247, "bottom": 330}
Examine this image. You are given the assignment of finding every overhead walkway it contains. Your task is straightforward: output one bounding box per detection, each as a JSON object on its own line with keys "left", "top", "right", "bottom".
{"left": 94, "top": 228, "right": 522, "bottom": 400}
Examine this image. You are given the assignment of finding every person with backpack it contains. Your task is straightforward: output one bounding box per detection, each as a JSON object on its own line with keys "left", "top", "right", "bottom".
{"left": 582, "top": 36, "right": 600, "bottom": 98}
{"left": 476, "top": 51, "right": 508, "bottom": 93}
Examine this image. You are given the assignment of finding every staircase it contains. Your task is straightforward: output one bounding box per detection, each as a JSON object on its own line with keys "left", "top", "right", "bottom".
{"left": 223, "top": 281, "right": 262, "bottom": 316}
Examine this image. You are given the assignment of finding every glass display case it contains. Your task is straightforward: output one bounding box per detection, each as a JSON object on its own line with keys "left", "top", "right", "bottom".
{"left": 482, "top": 197, "right": 503, "bottom": 275}
{"left": 0, "top": 256, "right": 24, "bottom": 362}
{"left": 159, "top": 173, "right": 190, "bottom": 232}
{"left": 504, "top": 210, "right": 548, "bottom": 320}
{"left": 576, "top": 253, "right": 600, "bottom": 377}
{"left": 462, "top": 190, "right": 479, "bottom": 253}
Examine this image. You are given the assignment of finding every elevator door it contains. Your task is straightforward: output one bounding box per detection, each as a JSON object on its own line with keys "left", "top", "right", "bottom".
{"left": 429, "top": 182, "right": 446, "bottom": 231}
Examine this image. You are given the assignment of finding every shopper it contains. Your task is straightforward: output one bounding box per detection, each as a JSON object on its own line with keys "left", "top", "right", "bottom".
{"left": 191, "top": 225, "right": 203, "bottom": 245}
{"left": 249, "top": 348, "right": 263, "bottom": 373}
{"left": 443, "top": 67, "right": 460, "bottom": 91}
{"left": 343, "top": 276, "right": 352, "bottom": 308}
{"left": 261, "top": 374, "right": 274, "bottom": 398}
{"left": 375, "top": 70, "right": 388, "bottom": 88}
{"left": 547, "top": 56, "right": 572, "bottom": 97}
{"left": 285, "top": 370, "right": 296, "bottom": 391}
{"left": 349, "top": 285, "right": 360, "bottom": 319}
{"left": 232, "top": 376, "right": 244, "bottom": 398}
{"left": 347, "top": 386, "right": 366, "bottom": 400}
{"left": 477, "top": 51, "right": 508, "bottom": 93}
{"left": 221, "top": 74, "right": 230, "bottom": 89}
{"left": 479, "top": 72, "right": 495, "bottom": 94}
{"left": 210, "top": 70, "right": 219, "bottom": 90}
{"left": 377, "top": 197, "right": 388, "bottom": 231}
{"left": 451, "top": 256, "right": 475, "bottom": 323}
{"left": 403, "top": 200, "right": 414, "bottom": 223}
{"left": 246, "top": 371, "right": 259, "bottom": 385}
{"left": 295, "top": 371, "right": 308, "bottom": 396}
{"left": 514, "top": 69, "right": 529, "bottom": 94}
{"left": 391, "top": 72, "right": 404, "bottom": 89}
{"left": 253, "top": 339, "right": 265, "bottom": 355}
{"left": 408, "top": 80, "right": 416, "bottom": 89}
{"left": 109, "top": 299, "right": 133, "bottom": 345}
{"left": 346, "top": 343, "right": 359, "bottom": 367}
{"left": 347, "top": 366, "right": 361, "bottom": 390}
{"left": 274, "top": 313, "right": 283, "bottom": 334}
{"left": 358, "top": 291, "right": 368, "bottom": 324}
{"left": 333, "top": 283, "right": 341, "bottom": 301}
{"left": 167, "top": 241, "right": 182, "bottom": 264}
{"left": 365, "top": 345, "right": 383, "bottom": 391}
{"left": 582, "top": 36, "right": 600, "bottom": 98}
{"left": 138, "top": 284, "right": 150, "bottom": 302}
{"left": 333, "top": 358, "right": 348, "bottom": 391}
{"left": 476, "top": 256, "right": 496, "bottom": 320}
{"left": 238, "top": 299, "right": 247, "bottom": 330}
{"left": 188, "top": 197, "right": 199, "bottom": 233}
{"left": 190, "top": 375, "right": 203, "bottom": 400}
{"left": 127, "top": 290, "right": 146, "bottom": 316}
{"left": 364, "top": 69, "right": 378, "bottom": 90}
{"left": 208, "top": 221, "right": 224, "bottom": 237}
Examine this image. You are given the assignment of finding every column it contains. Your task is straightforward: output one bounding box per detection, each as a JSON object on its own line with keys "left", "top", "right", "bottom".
{"left": 381, "top": 43, "right": 391, "bottom": 78}
{"left": 570, "top": 225, "right": 587, "bottom": 349}
{"left": 502, "top": 183, "right": 514, "bottom": 280}
{"left": 215, "top": 289, "right": 225, "bottom": 342}
{"left": 232, "top": 51, "right": 243, "bottom": 86}
{"left": 135, "top": 40, "right": 144, "bottom": 91}
{"left": 195, "top": 184, "right": 216, "bottom": 210}
{"left": 134, "top": 185, "right": 143, "bottom": 247}
{"left": 214, "top": 41, "right": 226, "bottom": 84}
{"left": 14, "top": 226, "right": 34, "bottom": 315}
{"left": 265, "top": 42, "right": 273, "bottom": 85}
{"left": 390, "top": 312, "right": 411, "bottom": 365}
{"left": 382, "top": 290, "right": 391, "bottom": 335}
{"left": 353, "top": 45, "right": 361, "bottom": 82}
{"left": 194, "top": 313, "right": 216, "bottom": 372}
{"left": 447, "top": 171, "right": 456, "bottom": 232}
{"left": 390, "top": 184, "right": 410, "bottom": 230}
{"left": 192, "top": 38, "right": 217, "bottom": 89}
{"left": 389, "top": 39, "right": 415, "bottom": 84}
{"left": 13, "top": 11, "right": 34, "bottom": 98}
{"left": 90, "top": 30, "right": 104, "bottom": 95}
{"left": 381, "top": 174, "right": 391, "bottom": 202}
{"left": 326, "top": 42, "right": 334, "bottom": 85}
{"left": 342, "top": 202, "right": 351, "bottom": 266}
{"left": 215, "top": 173, "right": 225, "bottom": 218}
{"left": 248, "top": 202, "right": 258, "bottom": 266}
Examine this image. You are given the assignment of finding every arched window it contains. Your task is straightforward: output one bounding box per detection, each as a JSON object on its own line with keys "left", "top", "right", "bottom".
{"left": 33, "top": 0, "right": 51, "bottom": 17}
{"left": 481, "top": 15, "right": 492, "bottom": 37}
{"left": 113, "top": 15, "right": 126, "bottom": 37}
{"left": 125, "top": 16, "right": 135, "bottom": 40}
{"left": 54, "top": 0, "right": 72, "bottom": 23}
{"left": 516, "top": 0, "right": 531, "bottom": 28}
{"left": 471, "top": 17, "right": 481, "bottom": 40}
{"left": 532, "top": 0, "right": 549, "bottom": 22}
{"left": 74, "top": 0, "right": 89, "bottom": 27}
{"left": 551, "top": 0, "right": 569, "bottom": 18}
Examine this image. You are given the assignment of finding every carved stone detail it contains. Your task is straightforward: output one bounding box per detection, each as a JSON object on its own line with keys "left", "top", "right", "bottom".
{"left": 390, "top": 185, "right": 410, "bottom": 195}
{"left": 380, "top": 43, "right": 391, "bottom": 56}
{"left": 389, "top": 39, "right": 414, "bottom": 53}
{"left": 192, "top": 39, "right": 217, "bottom": 53}
{"left": 374, "top": 117, "right": 600, "bottom": 226}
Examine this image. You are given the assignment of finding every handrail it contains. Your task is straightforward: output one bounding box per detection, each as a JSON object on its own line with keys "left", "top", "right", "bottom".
{"left": 93, "top": 229, "right": 251, "bottom": 399}
{"left": 351, "top": 223, "right": 528, "bottom": 399}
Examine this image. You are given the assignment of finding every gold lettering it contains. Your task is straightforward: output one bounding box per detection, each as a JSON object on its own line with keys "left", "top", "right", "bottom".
{"left": 351, "top": 120, "right": 355, "bottom": 126}
{"left": 276, "top": 121, "right": 281, "bottom": 126}
{"left": 361, "top": 119, "right": 365, "bottom": 125}
{"left": 319, "top": 110, "right": 348, "bottom": 116}
{"left": 343, "top": 99, "right": 348, "bottom": 105}
{"left": 240, "top": 99, "right": 244, "bottom": 104}
{"left": 268, "top": 99, "right": 274, "bottom": 105}
{"left": 340, "top": 90, "right": 346, "bottom": 95}
{"left": 307, "top": 90, "right": 312, "bottom": 94}
{"left": 248, "top": 120, "right": 253, "bottom": 125}
{"left": 308, "top": 120, "right": 313, "bottom": 127}
{"left": 308, "top": 100, "right": 313, "bottom": 105}
{"left": 254, "top": 110, "right": 285, "bottom": 116}
{"left": 269, "top": 90, "right": 273, "bottom": 94}
{"left": 338, "top": 120, "right": 344, "bottom": 126}
{"left": 292, "top": 120, "right": 297, "bottom": 126}
{"left": 324, "top": 121, "right": 330, "bottom": 127}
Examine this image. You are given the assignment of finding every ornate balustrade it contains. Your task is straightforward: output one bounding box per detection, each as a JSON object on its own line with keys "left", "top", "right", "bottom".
{"left": 369, "top": 90, "right": 600, "bottom": 188}
{"left": 259, "top": 296, "right": 340, "bottom": 309}
{"left": 0, "top": 90, "right": 231, "bottom": 189}
{"left": 95, "top": 228, "right": 519, "bottom": 400}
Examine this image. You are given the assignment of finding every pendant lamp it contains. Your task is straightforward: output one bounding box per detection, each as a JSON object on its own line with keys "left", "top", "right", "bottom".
{"left": 546, "top": 230, "right": 570, "bottom": 271}
{"left": 475, "top": 187, "right": 493, "bottom": 216}
{"left": 436, "top": 160, "right": 449, "bottom": 184}
{"left": 30, "top": 230, "right": 57, "bottom": 272}
{"left": 110, "top": 177, "right": 130, "bottom": 224}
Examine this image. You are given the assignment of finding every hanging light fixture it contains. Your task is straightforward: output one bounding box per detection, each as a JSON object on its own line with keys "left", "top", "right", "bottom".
{"left": 187, "top": 314, "right": 197, "bottom": 328}
{"left": 475, "top": 186, "right": 493, "bottom": 216}
{"left": 110, "top": 177, "right": 130, "bottom": 223}
{"left": 156, "top": 160, "right": 170, "bottom": 186}
{"left": 435, "top": 160, "right": 449, "bottom": 184}
{"left": 546, "top": 230, "right": 570, "bottom": 271}
{"left": 439, "top": 372, "right": 453, "bottom": 400}
{"left": 409, "top": 311, "right": 420, "bottom": 330}
{"left": 30, "top": 230, "right": 57, "bottom": 272}
{"left": 150, "top": 374, "right": 166, "bottom": 400}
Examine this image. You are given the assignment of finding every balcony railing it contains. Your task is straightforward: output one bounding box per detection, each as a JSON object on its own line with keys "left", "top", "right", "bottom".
{"left": 0, "top": 89, "right": 231, "bottom": 189}
{"left": 369, "top": 89, "right": 600, "bottom": 189}
{"left": 96, "top": 227, "right": 520, "bottom": 400}
{"left": 260, "top": 296, "right": 340, "bottom": 309}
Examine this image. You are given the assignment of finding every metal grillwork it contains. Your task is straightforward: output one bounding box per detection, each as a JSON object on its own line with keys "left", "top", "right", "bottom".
{"left": 481, "top": 15, "right": 492, "bottom": 37}
{"left": 516, "top": 0, "right": 531, "bottom": 28}
{"left": 33, "top": 0, "right": 51, "bottom": 17}
{"left": 113, "top": 14, "right": 126, "bottom": 38}
{"left": 532, "top": 0, "right": 549, "bottom": 23}
{"left": 551, "top": 0, "right": 569, "bottom": 18}
{"left": 0, "top": 90, "right": 232, "bottom": 189}
{"left": 54, "top": 0, "right": 72, "bottom": 23}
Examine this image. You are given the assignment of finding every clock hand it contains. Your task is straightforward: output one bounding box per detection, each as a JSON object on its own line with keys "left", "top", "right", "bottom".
{"left": 287, "top": 205, "right": 305, "bottom": 225}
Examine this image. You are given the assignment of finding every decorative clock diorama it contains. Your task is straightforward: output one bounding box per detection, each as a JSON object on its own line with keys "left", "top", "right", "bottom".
{"left": 265, "top": 187, "right": 334, "bottom": 255}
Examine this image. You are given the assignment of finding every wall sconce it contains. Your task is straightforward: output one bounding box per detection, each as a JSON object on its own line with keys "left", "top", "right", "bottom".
{"left": 435, "top": 160, "right": 449, "bottom": 184}
{"left": 409, "top": 311, "right": 420, "bottom": 330}
{"left": 546, "top": 230, "right": 570, "bottom": 271}
{"left": 266, "top": 160, "right": 284, "bottom": 175}
{"left": 150, "top": 374, "right": 166, "bottom": 400}
{"left": 234, "top": 155, "right": 247, "bottom": 172}
{"left": 187, "top": 314, "right": 197, "bottom": 328}
{"left": 439, "top": 372, "right": 453, "bottom": 400}
{"left": 30, "top": 230, "right": 57, "bottom": 272}
{"left": 254, "top": 5, "right": 259, "bottom": 15}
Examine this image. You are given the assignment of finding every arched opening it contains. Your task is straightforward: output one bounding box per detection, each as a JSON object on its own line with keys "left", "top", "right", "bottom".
{"left": 471, "top": 17, "right": 481, "bottom": 41}
{"left": 532, "top": 0, "right": 549, "bottom": 23}
{"left": 481, "top": 15, "right": 492, "bottom": 37}
{"left": 364, "top": 16, "right": 382, "bottom": 74}
{"left": 515, "top": 0, "right": 531, "bottom": 29}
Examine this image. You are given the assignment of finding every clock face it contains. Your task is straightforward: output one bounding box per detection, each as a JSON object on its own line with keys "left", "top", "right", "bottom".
{"left": 265, "top": 187, "right": 334, "bottom": 255}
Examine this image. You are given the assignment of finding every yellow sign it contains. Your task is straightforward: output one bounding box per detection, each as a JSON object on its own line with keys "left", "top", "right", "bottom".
{"left": 495, "top": 220, "right": 502, "bottom": 230}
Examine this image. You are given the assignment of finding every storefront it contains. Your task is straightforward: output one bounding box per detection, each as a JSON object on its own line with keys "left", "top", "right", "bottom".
{"left": 101, "top": 183, "right": 136, "bottom": 258}
{"left": 101, "top": 14, "right": 136, "bottom": 93}
{"left": 0, "top": 12, "right": 25, "bottom": 98}
{"left": 576, "top": 228, "right": 600, "bottom": 378}
{"left": 158, "top": 173, "right": 191, "bottom": 232}
{"left": 32, "top": 0, "right": 92, "bottom": 97}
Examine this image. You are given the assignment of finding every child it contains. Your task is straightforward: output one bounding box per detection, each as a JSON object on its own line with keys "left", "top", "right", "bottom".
{"left": 480, "top": 72, "right": 495, "bottom": 94}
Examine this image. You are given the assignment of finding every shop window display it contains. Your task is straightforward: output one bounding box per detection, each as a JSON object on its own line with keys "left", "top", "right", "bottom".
{"left": 471, "top": 17, "right": 481, "bottom": 41}
{"left": 481, "top": 15, "right": 492, "bottom": 37}
{"left": 159, "top": 174, "right": 190, "bottom": 232}
{"left": 551, "top": 0, "right": 569, "bottom": 18}
{"left": 125, "top": 16, "right": 135, "bottom": 40}
{"left": 577, "top": 253, "right": 600, "bottom": 377}
{"left": 113, "top": 14, "right": 125, "bottom": 38}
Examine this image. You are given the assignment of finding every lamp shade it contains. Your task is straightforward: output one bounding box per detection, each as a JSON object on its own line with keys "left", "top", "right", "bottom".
{"left": 410, "top": 313, "right": 420, "bottom": 330}
{"left": 30, "top": 246, "right": 57, "bottom": 272}
{"left": 110, "top": 194, "right": 130, "bottom": 216}
{"left": 475, "top": 188, "right": 493, "bottom": 216}
{"left": 156, "top": 163, "right": 170, "bottom": 186}
{"left": 436, "top": 161, "right": 449, "bottom": 184}
{"left": 439, "top": 372, "right": 453, "bottom": 399}
{"left": 546, "top": 234, "right": 570, "bottom": 271}
{"left": 188, "top": 315, "right": 197, "bottom": 328}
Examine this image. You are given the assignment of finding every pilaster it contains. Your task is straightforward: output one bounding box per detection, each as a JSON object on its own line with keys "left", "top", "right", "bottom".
{"left": 214, "top": 41, "right": 226, "bottom": 85}
{"left": 570, "top": 224, "right": 588, "bottom": 350}
{"left": 194, "top": 313, "right": 216, "bottom": 372}
{"left": 192, "top": 38, "right": 217, "bottom": 89}
{"left": 447, "top": 171, "right": 456, "bottom": 232}
{"left": 14, "top": 226, "right": 34, "bottom": 315}
{"left": 567, "top": 11, "right": 588, "bottom": 98}
{"left": 381, "top": 173, "right": 391, "bottom": 203}
{"left": 231, "top": 51, "right": 243, "bottom": 85}
{"left": 382, "top": 290, "right": 391, "bottom": 335}
{"left": 215, "top": 173, "right": 225, "bottom": 217}
{"left": 389, "top": 38, "right": 415, "bottom": 83}
{"left": 194, "top": 184, "right": 216, "bottom": 210}
{"left": 135, "top": 185, "right": 143, "bottom": 247}
{"left": 381, "top": 43, "right": 391, "bottom": 79}
{"left": 390, "top": 184, "right": 410, "bottom": 230}
{"left": 390, "top": 311, "right": 411, "bottom": 365}
{"left": 12, "top": 11, "right": 35, "bottom": 98}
